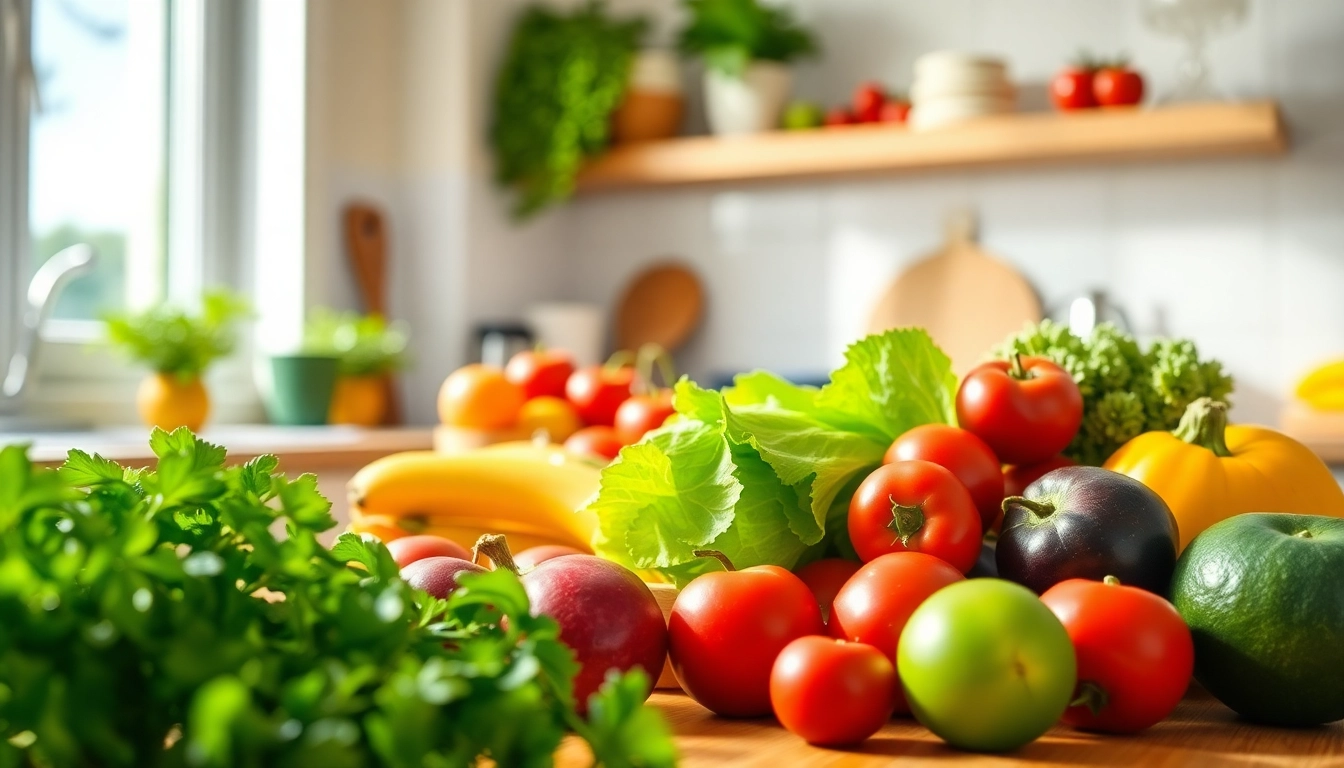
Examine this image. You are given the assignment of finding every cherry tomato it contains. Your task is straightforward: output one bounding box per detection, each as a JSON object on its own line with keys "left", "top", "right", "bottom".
{"left": 563, "top": 426, "right": 624, "bottom": 462}
{"left": 566, "top": 365, "right": 634, "bottom": 426}
{"left": 956, "top": 355, "right": 1083, "bottom": 466}
{"left": 1051, "top": 66, "right": 1097, "bottom": 110}
{"left": 386, "top": 535, "right": 472, "bottom": 568}
{"left": 829, "top": 552, "right": 964, "bottom": 714}
{"left": 668, "top": 554, "right": 825, "bottom": 717}
{"left": 614, "top": 390, "right": 675, "bottom": 444}
{"left": 505, "top": 349, "right": 575, "bottom": 400}
{"left": 1040, "top": 577, "right": 1194, "bottom": 734}
{"left": 887, "top": 424, "right": 1004, "bottom": 532}
{"left": 1003, "top": 455, "right": 1077, "bottom": 498}
{"left": 879, "top": 99, "right": 910, "bottom": 123}
{"left": 848, "top": 460, "right": 981, "bottom": 572}
{"left": 793, "top": 558, "right": 861, "bottom": 625}
{"left": 770, "top": 637, "right": 897, "bottom": 746}
{"left": 437, "top": 364, "right": 525, "bottom": 430}
{"left": 1093, "top": 67, "right": 1144, "bottom": 107}
{"left": 852, "top": 81, "right": 887, "bottom": 123}
{"left": 824, "top": 108, "right": 857, "bottom": 127}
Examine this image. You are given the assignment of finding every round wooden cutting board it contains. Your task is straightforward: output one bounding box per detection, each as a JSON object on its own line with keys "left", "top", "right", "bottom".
{"left": 615, "top": 262, "right": 705, "bottom": 355}
{"left": 867, "top": 212, "right": 1041, "bottom": 375}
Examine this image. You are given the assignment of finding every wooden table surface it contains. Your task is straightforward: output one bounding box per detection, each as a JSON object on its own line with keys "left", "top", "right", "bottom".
{"left": 558, "top": 687, "right": 1344, "bottom": 767}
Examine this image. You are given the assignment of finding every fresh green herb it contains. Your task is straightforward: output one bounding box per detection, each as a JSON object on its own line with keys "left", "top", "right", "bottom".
{"left": 492, "top": 2, "right": 647, "bottom": 218}
{"left": 0, "top": 430, "right": 673, "bottom": 767}
{"left": 678, "top": 0, "right": 819, "bottom": 77}
{"left": 303, "top": 309, "right": 410, "bottom": 377}
{"left": 103, "top": 289, "right": 251, "bottom": 378}
{"left": 995, "top": 319, "right": 1234, "bottom": 466}
{"left": 589, "top": 329, "right": 957, "bottom": 586}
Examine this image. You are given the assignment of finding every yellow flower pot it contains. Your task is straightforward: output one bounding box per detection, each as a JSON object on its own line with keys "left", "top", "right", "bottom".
{"left": 329, "top": 375, "right": 388, "bottom": 427}
{"left": 137, "top": 373, "right": 210, "bottom": 432}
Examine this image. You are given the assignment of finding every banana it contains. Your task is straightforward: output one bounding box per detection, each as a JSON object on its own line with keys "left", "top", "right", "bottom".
{"left": 1296, "top": 360, "right": 1344, "bottom": 411}
{"left": 347, "top": 442, "right": 604, "bottom": 553}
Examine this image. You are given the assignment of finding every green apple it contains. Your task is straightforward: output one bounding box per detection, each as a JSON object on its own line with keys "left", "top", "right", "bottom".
{"left": 898, "top": 579, "right": 1076, "bottom": 752}
{"left": 781, "top": 101, "right": 824, "bottom": 130}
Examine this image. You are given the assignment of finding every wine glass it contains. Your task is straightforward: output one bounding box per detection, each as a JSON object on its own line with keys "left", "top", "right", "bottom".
{"left": 1141, "top": 0, "right": 1249, "bottom": 102}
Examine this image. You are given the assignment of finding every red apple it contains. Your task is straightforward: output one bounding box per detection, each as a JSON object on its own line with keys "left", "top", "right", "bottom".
{"left": 515, "top": 544, "right": 586, "bottom": 570}
{"left": 853, "top": 81, "right": 887, "bottom": 123}
{"left": 387, "top": 535, "right": 472, "bottom": 568}
{"left": 400, "top": 556, "right": 489, "bottom": 599}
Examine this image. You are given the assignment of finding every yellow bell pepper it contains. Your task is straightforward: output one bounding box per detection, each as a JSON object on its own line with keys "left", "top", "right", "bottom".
{"left": 1104, "top": 398, "right": 1344, "bottom": 551}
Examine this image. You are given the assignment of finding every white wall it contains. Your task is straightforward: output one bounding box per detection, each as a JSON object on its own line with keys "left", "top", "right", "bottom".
{"left": 565, "top": 0, "right": 1344, "bottom": 426}
{"left": 309, "top": 0, "right": 1344, "bottom": 428}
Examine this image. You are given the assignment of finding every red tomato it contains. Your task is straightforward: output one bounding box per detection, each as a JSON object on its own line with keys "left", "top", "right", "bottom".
{"left": 886, "top": 424, "right": 1004, "bottom": 533}
{"left": 879, "top": 99, "right": 910, "bottom": 123}
{"left": 505, "top": 349, "right": 575, "bottom": 400}
{"left": 614, "top": 391, "right": 675, "bottom": 444}
{"left": 1041, "top": 577, "right": 1194, "bottom": 734}
{"left": 1093, "top": 67, "right": 1144, "bottom": 107}
{"left": 829, "top": 552, "right": 964, "bottom": 714}
{"left": 852, "top": 81, "right": 887, "bottom": 123}
{"left": 847, "top": 460, "right": 981, "bottom": 572}
{"left": 386, "top": 535, "right": 471, "bottom": 568}
{"left": 956, "top": 355, "right": 1083, "bottom": 466}
{"left": 824, "top": 108, "right": 857, "bottom": 127}
{"left": 1051, "top": 66, "right": 1097, "bottom": 110}
{"left": 793, "top": 558, "right": 862, "bottom": 625}
{"left": 668, "top": 556, "right": 825, "bottom": 717}
{"left": 565, "top": 365, "right": 634, "bottom": 426}
{"left": 1003, "top": 455, "right": 1077, "bottom": 498}
{"left": 770, "top": 637, "right": 897, "bottom": 746}
{"left": 563, "top": 426, "right": 624, "bottom": 461}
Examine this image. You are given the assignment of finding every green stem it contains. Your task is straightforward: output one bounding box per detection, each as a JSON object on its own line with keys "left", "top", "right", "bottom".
{"left": 1071, "top": 680, "right": 1110, "bottom": 716}
{"left": 1172, "top": 397, "right": 1233, "bottom": 458}
{"left": 1002, "top": 496, "right": 1056, "bottom": 519}
{"left": 1103, "top": 575, "right": 1121, "bottom": 586}
{"left": 887, "top": 498, "right": 925, "bottom": 546}
{"left": 1007, "top": 352, "right": 1034, "bottom": 381}
{"left": 473, "top": 534, "right": 520, "bottom": 575}
{"left": 693, "top": 550, "right": 736, "bottom": 572}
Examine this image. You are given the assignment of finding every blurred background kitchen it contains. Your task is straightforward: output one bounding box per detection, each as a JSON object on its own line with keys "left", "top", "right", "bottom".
{"left": 2, "top": 0, "right": 1343, "bottom": 471}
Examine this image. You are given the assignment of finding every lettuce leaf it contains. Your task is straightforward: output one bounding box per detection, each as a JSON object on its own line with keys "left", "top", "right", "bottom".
{"left": 816, "top": 328, "right": 958, "bottom": 442}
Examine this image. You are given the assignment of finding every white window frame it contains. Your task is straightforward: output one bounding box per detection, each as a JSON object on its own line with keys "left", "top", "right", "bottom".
{"left": 0, "top": 0, "right": 295, "bottom": 426}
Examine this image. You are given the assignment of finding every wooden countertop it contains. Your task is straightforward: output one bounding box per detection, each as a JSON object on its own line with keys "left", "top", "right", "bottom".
{"left": 8, "top": 425, "right": 433, "bottom": 470}
{"left": 558, "top": 688, "right": 1344, "bottom": 767}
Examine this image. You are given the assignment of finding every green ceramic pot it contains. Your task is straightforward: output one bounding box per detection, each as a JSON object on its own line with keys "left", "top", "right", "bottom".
{"left": 265, "top": 355, "right": 339, "bottom": 426}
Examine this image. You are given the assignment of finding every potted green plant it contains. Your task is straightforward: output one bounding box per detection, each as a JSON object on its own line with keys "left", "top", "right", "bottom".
{"left": 678, "top": 0, "right": 819, "bottom": 135}
{"left": 303, "top": 309, "right": 409, "bottom": 426}
{"left": 103, "top": 290, "right": 250, "bottom": 431}
{"left": 492, "top": 2, "right": 648, "bottom": 218}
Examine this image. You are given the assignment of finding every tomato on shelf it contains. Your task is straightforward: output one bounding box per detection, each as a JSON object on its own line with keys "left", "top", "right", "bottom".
{"left": 848, "top": 460, "right": 982, "bottom": 572}
{"left": 852, "top": 81, "right": 887, "bottom": 123}
{"left": 1093, "top": 64, "right": 1145, "bottom": 107}
{"left": 1051, "top": 64, "right": 1097, "bottom": 110}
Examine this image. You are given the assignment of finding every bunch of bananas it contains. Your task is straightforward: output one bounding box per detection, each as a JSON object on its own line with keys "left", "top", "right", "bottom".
{"left": 347, "top": 442, "right": 604, "bottom": 554}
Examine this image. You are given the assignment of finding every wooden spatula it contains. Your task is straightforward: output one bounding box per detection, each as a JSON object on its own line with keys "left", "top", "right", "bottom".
{"left": 867, "top": 211, "right": 1041, "bottom": 375}
{"left": 615, "top": 262, "right": 705, "bottom": 355}
{"left": 342, "top": 204, "right": 401, "bottom": 424}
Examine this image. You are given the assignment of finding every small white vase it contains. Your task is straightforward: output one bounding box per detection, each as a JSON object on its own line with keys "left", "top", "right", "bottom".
{"left": 703, "top": 61, "right": 793, "bottom": 136}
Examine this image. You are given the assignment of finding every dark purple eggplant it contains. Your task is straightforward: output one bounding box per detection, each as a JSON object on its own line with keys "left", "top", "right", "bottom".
{"left": 968, "top": 539, "right": 998, "bottom": 579}
{"left": 996, "top": 465, "right": 1178, "bottom": 595}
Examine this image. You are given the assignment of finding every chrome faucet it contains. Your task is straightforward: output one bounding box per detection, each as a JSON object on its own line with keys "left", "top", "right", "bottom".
{"left": 0, "top": 244, "right": 96, "bottom": 419}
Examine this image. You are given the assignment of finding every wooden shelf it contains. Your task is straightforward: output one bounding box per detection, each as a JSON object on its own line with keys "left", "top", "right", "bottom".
{"left": 577, "top": 101, "right": 1286, "bottom": 192}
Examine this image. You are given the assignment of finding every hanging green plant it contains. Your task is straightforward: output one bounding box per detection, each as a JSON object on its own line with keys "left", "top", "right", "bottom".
{"left": 491, "top": 2, "right": 648, "bottom": 219}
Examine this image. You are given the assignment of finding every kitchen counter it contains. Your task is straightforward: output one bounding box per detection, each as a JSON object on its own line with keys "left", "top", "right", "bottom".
{"left": 557, "top": 688, "right": 1343, "bottom": 767}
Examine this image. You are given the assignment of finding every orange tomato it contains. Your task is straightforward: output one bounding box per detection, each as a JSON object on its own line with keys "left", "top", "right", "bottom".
{"left": 137, "top": 373, "right": 210, "bottom": 432}
{"left": 437, "top": 364, "right": 524, "bottom": 429}
{"left": 329, "top": 375, "right": 388, "bottom": 426}
{"left": 518, "top": 396, "right": 582, "bottom": 443}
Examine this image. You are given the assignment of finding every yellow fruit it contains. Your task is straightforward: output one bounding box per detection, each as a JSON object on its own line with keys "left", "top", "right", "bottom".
{"left": 347, "top": 442, "right": 601, "bottom": 553}
{"left": 1297, "top": 360, "right": 1344, "bottom": 411}
{"left": 518, "top": 396, "right": 582, "bottom": 443}
{"left": 329, "top": 375, "right": 388, "bottom": 426}
{"left": 437, "top": 364, "right": 524, "bottom": 429}
{"left": 137, "top": 373, "right": 209, "bottom": 432}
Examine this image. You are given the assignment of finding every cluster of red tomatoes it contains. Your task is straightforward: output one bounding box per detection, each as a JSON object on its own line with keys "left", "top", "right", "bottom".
{"left": 437, "top": 348, "right": 674, "bottom": 460}
{"left": 666, "top": 355, "right": 1195, "bottom": 751}
{"left": 1051, "top": 57, "right": 1145, "bottom": 110}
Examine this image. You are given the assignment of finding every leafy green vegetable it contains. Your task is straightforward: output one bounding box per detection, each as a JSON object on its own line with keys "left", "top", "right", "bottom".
{"left": 678, "top": 0, "right": 819, "bottom": 77}
{"left": 590, "top": 329, "right": 956, "bottom": 585}
{"left": 103, "top": 289, "right": 250, "bottom": 378}
{"left": 303, "top": 308, "right": 410, "bottom": 377}
{"left": 492, "top": 2, "right": 647, "bottom": 218}
{"left": 0, "top": 430, "right": 673, "bottom": 767}
{"left": 994, "top": 319, "right": 1235, "bottom": 466}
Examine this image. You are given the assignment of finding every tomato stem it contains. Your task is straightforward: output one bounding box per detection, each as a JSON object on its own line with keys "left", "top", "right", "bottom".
{"left": 1002, "top": 496, "right": 1055, "bottom": 520}
{"left": 633, "top": 343, "right": 676, "bottom": 396}
{"left": 1103, "top": 575, "right": 1121, "bottom": 586}
{"left": 887, "top": 497, "right": 925, "bottom": 546}
{"left": 693, "top": 550, "right": 736, "bottom": 572}
{"left": 1173, "top": 397, "right": 1233, "bottom": 458}
{"left": 473, "top": 534, "right": 521, "bottom": 576}
{"left": 1070, "top": 680, "right": 1110, "bottom": 716}
{"left": 1007, "top": 352, "right": 1035, "bottom": 381}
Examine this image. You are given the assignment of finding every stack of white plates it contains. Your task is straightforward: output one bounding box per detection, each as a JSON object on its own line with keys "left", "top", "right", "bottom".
{"left": 908, "top": 52, "right": 1015, "bottom": 131}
